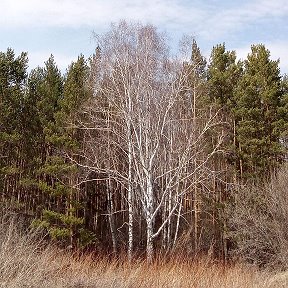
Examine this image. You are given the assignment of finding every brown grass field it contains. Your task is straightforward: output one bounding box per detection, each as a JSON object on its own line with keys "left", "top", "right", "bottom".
{"left": 0, "top": 214, "right": 287, "bottom": 288}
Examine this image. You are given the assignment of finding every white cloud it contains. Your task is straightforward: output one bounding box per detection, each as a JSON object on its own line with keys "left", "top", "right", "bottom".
{"left": 198, "top": 0, "right": 288, "bottom": 41}
{"left": 1, "top": 0, "right": 202, "bottom": 29}
{"left": 2, "top": 0, "right": 287, "bottom": 42}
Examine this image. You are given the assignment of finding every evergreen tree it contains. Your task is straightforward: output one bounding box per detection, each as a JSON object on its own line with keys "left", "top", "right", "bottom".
{"left": 183, "top": 39, "right": 207, "bottom": 118}
{"left": 279, "top": 75, "right": 288, "bottom": 153}
{"left": 27, "top": 56, "right": 68, "bottom": 241}
{"left": 208, "top": 44, "right": 242, "bottom": 108}
{"left": 181, "top": 40, "right": 208, "bottom": 252}
{"left": 0, "top": 48, "right": 28, "bottom": 204}
{"left": 0, "top": 39, "right": 287, "bottom": 260}
{"left": 234, "top": 44, "right": 284, "bottom": 180}
{"left": 206, "top": 44, "right": 243, "bottom": 258}
{"left": 54, "top": 55, "right": 94, "bottom": 248}
{"left": 34, "top": 56, "right": 95, "bottom": 248}
{"left": 207, "top": 44, "right": 243, "bottom": 173}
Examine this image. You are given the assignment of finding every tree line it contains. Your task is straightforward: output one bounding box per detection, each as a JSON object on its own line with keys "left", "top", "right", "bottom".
{"left": 0, "top": 21, "right": 287, "bottom": 263}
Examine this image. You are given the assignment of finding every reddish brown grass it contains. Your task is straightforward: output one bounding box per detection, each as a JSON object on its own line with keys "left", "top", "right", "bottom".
{"left": 0, "top": 214, "right": 287, "bottom": 287}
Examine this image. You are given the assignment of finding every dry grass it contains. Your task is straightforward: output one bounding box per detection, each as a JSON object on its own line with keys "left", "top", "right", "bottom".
{"left": 0, "top": 212, "right": 287, "bottom": 288}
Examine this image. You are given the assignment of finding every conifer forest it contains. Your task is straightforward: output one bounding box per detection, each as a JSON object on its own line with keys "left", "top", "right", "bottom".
{"left": 1, "top": 21, "right": 288, "bottom": 267}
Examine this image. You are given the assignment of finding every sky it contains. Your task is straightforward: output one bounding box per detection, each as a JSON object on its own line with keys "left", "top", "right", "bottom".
{"left": 1, "top": 0, "right": 288, "bottom": 73}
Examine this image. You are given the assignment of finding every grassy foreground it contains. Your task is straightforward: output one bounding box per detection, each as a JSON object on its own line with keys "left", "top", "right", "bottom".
{"left": 0, "top": 215, "right": 287, "bottom": 288}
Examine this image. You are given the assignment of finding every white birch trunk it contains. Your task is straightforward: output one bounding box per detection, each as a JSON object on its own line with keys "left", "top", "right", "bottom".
{"left": 167, "top": 188, "right": 172, "bottom": 248}
{"left": 146, "top": 216, "right": 154, "bottom": 263}
{"left": 127, "top": 135, "right": 133, "bottom": 261}
{"left": 173, "top": 200, "right": 182, "bottom": 248}
{"left": 106, "top": 108, "right": 117, "bottom": 254}
{"left": 146, "top": 172, "right": 154, "bottom": 263}
{"left": 127, "top": 90, "right": 134, "bottom": 262}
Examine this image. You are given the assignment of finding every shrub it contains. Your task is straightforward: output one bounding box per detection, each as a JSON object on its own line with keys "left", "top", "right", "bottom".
{"left": 228, "top": 165, "right": 288, "bottom": 269}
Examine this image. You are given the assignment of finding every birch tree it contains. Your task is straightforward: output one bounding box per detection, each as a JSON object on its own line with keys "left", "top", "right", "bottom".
{"left": 82, "top": 21, "right": 224, "bottom": 262}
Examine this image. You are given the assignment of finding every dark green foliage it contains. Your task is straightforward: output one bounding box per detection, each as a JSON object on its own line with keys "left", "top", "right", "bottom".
{"left": 207, "top": 44, "right": 243, "bottom": 169}
{"left": 208, "top": 43, "right": 242, "bottom": 108}
{"left": 207, "top": 43, "right": 285, "bottom": 181}
{"left": 234, "top": 44, "right": 285, "bottom": 180}
{"left": 185, "top": 39, "right": 208, "bottom": 116}
{"left": 30, "top": 55, "right": 94, "bottom": 248}
{"left": 0, "top": 50, "right": 94, "bottom": 248}
{"left": 279, "top": 75, "right": 288, "bottom": 148}
{"left": 0, "top": 48, "right": 28, "bottom": 195}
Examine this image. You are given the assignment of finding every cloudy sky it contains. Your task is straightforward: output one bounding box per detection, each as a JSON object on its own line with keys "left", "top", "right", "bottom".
{"left": 1, "top": 0, "right": 288, "bottom": 73}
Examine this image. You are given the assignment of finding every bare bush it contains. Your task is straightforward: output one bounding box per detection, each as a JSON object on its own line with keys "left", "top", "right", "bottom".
{"left": 228, "top": 165, "right": 288, "bottom": 269}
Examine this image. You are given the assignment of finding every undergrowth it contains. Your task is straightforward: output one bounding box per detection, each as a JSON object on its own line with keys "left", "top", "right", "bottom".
{"left": 0, "top": 210, "right": 287, "bottom": 288}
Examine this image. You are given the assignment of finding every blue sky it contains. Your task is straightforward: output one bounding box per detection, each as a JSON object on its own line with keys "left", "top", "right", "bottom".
{"left": 1, "top": 0, "right": 288, "bottom": 73}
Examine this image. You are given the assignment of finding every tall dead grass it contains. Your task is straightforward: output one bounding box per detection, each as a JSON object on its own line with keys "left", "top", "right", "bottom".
{"left": 0, "top": 209, "right": 287, "bottom": 287}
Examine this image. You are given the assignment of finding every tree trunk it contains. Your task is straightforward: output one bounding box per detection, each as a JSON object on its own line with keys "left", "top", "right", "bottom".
{"left": 146, "top": 216, "right": 154, "bottom": 264}
{"left": 127, "top": 144, "right": 133, "bottom": 261}
{"left": 127, "top": 95, "right": 134, "bottom": 262}
{"left": 107, "top": 178, "right": 117, "bottom": 254}
{"left": 146, "top": 173, "right": 154, "bottom": 263}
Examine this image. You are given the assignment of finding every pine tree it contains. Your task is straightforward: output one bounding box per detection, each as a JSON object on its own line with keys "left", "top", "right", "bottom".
{"left": 181, "top": 40, "right": 208, "bottom": 252}
{"left": 54, "top": 55, "right": 94, "bottom": 248}
{"left": 234, "top": 44, "right": 284, "bottom": 180}
{"left": 208, "top": 44, "right": 242, "bottom": 108}
{"left": 0, "top": 48, "right": 29, "bottom": 205}
{"left": 182, "top": 39, "right": 207, "bottom": 118}
{"left": 33, "top": 55, "right": 95, "bottom": 248}
{"left": 27, "top": 56, "right": 69, "bottom": 243}
{"left": 206, "top": 44, "right": 243, "bottom": 259}
{"left": 279, "top": 75, "right": 288, "bottom": 154}
{"left": 207, "top": 43, "right": 243, "bottom": 174}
